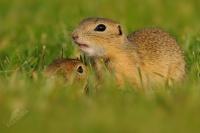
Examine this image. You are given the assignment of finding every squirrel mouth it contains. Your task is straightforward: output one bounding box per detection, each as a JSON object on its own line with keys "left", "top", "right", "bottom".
{"left": 78, "top": 44, "right": 89, "bottom": 49}
{"left": 73, "top": 40, "right": 90, "bottom": 52}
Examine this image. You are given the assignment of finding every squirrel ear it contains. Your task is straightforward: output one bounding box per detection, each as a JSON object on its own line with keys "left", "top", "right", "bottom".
{"left": 118, "top": 25, "right": 123, "bottom": 35}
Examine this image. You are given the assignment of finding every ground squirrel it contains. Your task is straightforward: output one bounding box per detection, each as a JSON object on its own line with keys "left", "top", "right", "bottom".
{"left": 46, "top": 58, "right": 88, "bottom": 91}
{"left": 72, "top": 17, "right": 186, "bottom": 87}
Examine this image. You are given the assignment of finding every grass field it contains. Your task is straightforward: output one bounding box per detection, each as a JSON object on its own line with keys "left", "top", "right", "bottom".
{"left": 0, "top": 0, "right": 200, "bottom": 133}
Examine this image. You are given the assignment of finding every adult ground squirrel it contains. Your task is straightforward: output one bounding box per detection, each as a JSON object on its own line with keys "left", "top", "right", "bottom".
{"left": 72, "top": 18, "right": 186, "bottom": 87}
{"left": 47, "top": 58, "right": 88, "bottom": 91}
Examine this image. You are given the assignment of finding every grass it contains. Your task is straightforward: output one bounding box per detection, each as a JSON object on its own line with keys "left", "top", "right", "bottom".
{"left": 0, "top": 0, "right": 200, "bottom": 133}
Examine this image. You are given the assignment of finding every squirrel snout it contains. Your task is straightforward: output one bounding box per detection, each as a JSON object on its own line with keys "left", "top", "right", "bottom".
{"left": 72, "top": 35, "right": 79, "bottom": 40}
{"left": 72, "top": 32, "right": 79, "bottom": 40}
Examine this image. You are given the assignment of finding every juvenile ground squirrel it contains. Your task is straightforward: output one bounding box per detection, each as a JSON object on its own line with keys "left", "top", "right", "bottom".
{"left": 72, "top": 18, "right": 186, "bottom": 87}
{"left": 47, "top": 58, "right": 88, "bottom": 91}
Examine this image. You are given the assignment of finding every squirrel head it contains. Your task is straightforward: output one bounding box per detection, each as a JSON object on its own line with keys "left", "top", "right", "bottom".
{"left": 46, "top": 58, "right": 88, "bottom": 92}
{"left": 72, "top": 18, "right": 126, "bottom": 58}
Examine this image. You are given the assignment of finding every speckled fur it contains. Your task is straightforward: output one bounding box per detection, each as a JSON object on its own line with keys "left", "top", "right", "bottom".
{"left": 72, "top": 18, "right": 186, "bottom": 87}
{"left": 47, "top": 58, "right": 88, "bottom": 91}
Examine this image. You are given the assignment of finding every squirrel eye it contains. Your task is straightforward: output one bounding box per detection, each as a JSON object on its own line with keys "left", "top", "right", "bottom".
{"left": 77, "top": 66, "right": 83, "bottom": 74}
{"left": 94, "top": 24, "right": 106, "bottom": 32}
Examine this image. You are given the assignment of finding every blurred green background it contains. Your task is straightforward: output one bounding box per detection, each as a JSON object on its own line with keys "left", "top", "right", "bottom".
{"left": 0, "top": 0, "right": 200, "bottom": 133}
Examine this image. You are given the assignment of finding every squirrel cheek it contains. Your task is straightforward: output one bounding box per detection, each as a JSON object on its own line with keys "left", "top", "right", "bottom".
{"left": 92, "top": 45, "right": 106, "bottom": 57}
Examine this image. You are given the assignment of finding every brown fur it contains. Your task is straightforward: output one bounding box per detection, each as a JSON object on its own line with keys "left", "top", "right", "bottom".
{"left": 72, "top": 18, "right": 186, "bottom": 87}
{"left": 47, "top": 58, "right": 88, "bottom": 91}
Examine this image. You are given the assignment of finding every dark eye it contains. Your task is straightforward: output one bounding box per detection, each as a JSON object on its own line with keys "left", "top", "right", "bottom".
{"left": 94, "top": 24, "right": 106, "bottom": 32}
{"left": 77, "top": 66, "right": 83, "bottom": 74}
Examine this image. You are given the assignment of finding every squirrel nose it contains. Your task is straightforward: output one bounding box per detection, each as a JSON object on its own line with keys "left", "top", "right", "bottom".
{"left": 72, "top": 35, "right": 79, "bottom": 40}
